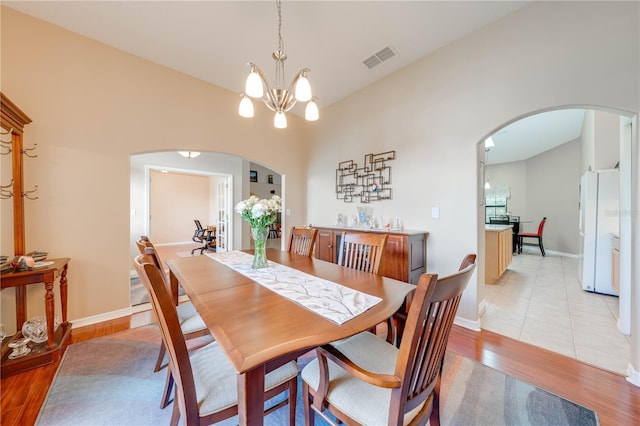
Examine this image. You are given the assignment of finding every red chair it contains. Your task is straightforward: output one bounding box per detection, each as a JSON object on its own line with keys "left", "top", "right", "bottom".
{"left": 518, "top": 217, "right": 547, "bottom": 256}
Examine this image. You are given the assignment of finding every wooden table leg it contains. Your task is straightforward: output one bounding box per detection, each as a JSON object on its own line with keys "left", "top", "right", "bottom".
{"left": 169, "top": 270, "right": 179, "bottom": 305}
{"left": 44, "top": 279, "right": 55, "bottom": 349}
{"left": 238, "top": 365, "right": 265, "bottom": 426}
{"left": 14, "top": 287, "right": 26, "bottom": 331}
{"left": 59, "top": 263, "right": 69, "bottom": 325}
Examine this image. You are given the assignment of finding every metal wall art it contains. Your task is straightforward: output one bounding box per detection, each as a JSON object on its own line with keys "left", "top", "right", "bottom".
{"left": 336, "top": 151, "right": 395, "bottom": 203}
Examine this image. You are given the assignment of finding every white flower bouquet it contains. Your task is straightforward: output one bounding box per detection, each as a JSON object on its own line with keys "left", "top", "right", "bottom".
{"left": 235, "top": 195, "right": 282, "bottom": 229}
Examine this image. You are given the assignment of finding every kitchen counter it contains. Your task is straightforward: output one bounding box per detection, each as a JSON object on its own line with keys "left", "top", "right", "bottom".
{"left": 485, "top": 224, "right": 512, "bottom": 232}
{"left": 485, "top": 225, "right": 513, "bottom": 284}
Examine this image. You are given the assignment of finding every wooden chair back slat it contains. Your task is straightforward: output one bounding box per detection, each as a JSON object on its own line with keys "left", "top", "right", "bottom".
{"left": 389, "top": 257, "right": 476, "bottom": 424}
{"left": 135, "top": 237, "right": 174, "bottom": 301}
{"left": 287, "top": 227, "right": 319, "bottom": 257}
{"left": 336, "top": 232, "right": 388, "bottom": 275}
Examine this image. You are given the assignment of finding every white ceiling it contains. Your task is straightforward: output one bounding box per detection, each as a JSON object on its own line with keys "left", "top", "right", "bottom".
{"left": 5, "top": 0, "right": 584, "bottom": 162}
{"left": 488, "top": 109, "right": 586, "bottom": 165}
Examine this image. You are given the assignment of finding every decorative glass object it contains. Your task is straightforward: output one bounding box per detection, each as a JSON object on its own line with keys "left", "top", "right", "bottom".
{"left": 22, "top": 316, "right": 48, "bottom": 343}
{"left": 251, "top": 226, "right": 269, "bottom": 269}
{"left": 235, "top": 194, "right": 281, "bottom": 269}
{"left": 357, "top": 206, "right": 373, "bottom": 227}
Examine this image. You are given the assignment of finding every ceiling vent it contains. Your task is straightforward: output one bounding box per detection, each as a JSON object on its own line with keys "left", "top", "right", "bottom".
{"left": 362, "top": 46, "right": 397, "bottom": 70}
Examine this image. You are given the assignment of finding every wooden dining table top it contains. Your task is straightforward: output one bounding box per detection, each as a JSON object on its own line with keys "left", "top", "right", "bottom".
{"left": 166, "top": 248, "right": 415, "bottom": 373}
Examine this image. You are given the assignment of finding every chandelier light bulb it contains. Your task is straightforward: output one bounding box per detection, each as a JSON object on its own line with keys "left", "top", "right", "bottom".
{"left": 305, "top": 99, "right": 319, "bottom": 121}
{"left": 239, "top": 95, "right": 254, "bottom": 118}
{"left": 245, "top": 68, "right": 264, "bottom": 98}
{"left": 294, "top": 74, "right": 312, "bottom": 102}
{"left": 274, "top": 110, "right": 287, "bottom": 128}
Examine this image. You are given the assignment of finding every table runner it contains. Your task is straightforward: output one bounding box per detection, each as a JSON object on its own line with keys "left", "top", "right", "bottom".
{"left": 206, "top": 251, "right": 381, "bottom": 325}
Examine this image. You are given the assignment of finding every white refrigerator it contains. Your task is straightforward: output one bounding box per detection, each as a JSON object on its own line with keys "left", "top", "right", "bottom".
{"left": 578, "top": 169, "right": 620, "bottom": 295}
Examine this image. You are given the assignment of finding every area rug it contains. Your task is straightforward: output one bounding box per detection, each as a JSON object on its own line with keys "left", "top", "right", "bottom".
{"left": 37, "top": 326, "right": 598, "bottom": 425}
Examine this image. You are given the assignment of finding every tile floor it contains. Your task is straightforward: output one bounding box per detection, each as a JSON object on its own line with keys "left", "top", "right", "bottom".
{"left": 481, "top": 247, "right": 631, "bottom": 375}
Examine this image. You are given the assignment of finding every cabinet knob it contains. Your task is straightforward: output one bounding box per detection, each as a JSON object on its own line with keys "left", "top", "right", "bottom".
{"left": 328, "top": 244, "right": 332, "bottom": 248}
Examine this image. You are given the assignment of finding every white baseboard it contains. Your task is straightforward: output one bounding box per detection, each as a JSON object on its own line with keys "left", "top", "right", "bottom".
{"left": 478, "top": 298, "right": 488, "bottom": 319}
{"left": 154, "top": 241, "right": 194, "bottom": 247}
{"left": 518, "top": 246, "right": 578, "bottom": 258}
{"left": 70, "top": 307, "right": 134, "bottom": 329}
{"left": 627, "top": 362, "right": 640, "bottom": 387}
{"left": 454, "top": 316, "right": 481, "bottom": 331}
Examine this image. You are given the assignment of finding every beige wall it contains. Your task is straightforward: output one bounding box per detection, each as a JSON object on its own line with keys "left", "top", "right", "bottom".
{"left": 1, "top": 3, "right": 639, "bottom": 374}
{"left": 306, "top": 1, "right": 639, "bottom": 327}
{"left": 149, "top": 171, "right": 209, "bottom": 245}
{"left": 525, "top": 138, "right": 582, "bottom": 254}
{"left": 0, "top": 6, "right": 311, "bottom": 332}
{"left": 582, "top": 109, "right": 622, "bottom": 172}
{"left": 485, "top": 161, "right": 527, "bottom": 222}
{"left": 486, "top": 138, "right": 582, "bottom": 255}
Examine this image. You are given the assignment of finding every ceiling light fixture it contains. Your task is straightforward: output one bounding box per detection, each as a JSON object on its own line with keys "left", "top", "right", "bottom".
{"left": 179, "top": 151, "right": 201, "bottom": 159}
{"left": 238, "top": 0, "right": 318, "bottom": 128}
{"left": 484, "top": 137, "right": 494, "bottom": 189}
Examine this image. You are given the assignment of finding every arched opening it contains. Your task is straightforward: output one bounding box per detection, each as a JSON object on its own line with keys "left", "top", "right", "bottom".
{"left": 129, "top": 150, "right": 283, "bottom": 307}
{"left": 478, "top": 106, "right": 636, "bottom": 377}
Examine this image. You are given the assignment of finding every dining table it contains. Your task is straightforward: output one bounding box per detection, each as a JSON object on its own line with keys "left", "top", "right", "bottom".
{"left": 166, "top": 248, "right": 415, "bottom": 426}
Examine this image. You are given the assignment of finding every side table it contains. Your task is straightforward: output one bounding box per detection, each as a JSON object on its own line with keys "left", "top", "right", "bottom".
{"left": 0, "top": 258, "right": 72, "bottom": 378}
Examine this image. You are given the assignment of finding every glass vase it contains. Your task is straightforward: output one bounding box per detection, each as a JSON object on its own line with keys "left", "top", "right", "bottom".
{"left": 251, "top": 226, "right": 270, "bottom": 269}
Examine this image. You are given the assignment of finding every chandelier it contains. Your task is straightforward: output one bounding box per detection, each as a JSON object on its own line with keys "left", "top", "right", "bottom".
{"left": 238, "top": 0, "right": 318, "bottom": 128}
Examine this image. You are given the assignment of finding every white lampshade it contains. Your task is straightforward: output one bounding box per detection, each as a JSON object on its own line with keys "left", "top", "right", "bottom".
{"left": 239, "top": 95, "right": 254, "bottom": 118}
{"left": 485, "top": 137, "right": 495, "bottom": 149}
{"left": 274, "top": 111, "right": 287, "bottom": 128}
{"left": 484, "top": 181, "right": 491, "bottom": 189}
{"left": 294, "top": 75, "right": 312, "bottom": 102}
{"left": 245, "top": 69, "right": 264, "bottom": 98}
{"left": 305, "top": 100, "right": 319, "bottom": 121}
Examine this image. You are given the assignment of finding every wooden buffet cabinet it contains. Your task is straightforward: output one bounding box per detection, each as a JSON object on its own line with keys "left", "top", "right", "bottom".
{"left": 314, "top": 226, "right": 428, "bottom": 284}
{"left": 0, "top": 93, "right": 72, "bottom": 377}
{"left": 485, "top": 224, "right": 513, "bottom": 284}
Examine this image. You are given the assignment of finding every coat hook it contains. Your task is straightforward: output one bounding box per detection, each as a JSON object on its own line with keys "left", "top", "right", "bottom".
{"left": 0, "top": 128, "right": 12, "bottom": 155}
{"left": 23, "top": 185, "right": 38, "bottom": 200}
{"left": 22, "top": 143, "right": 38, "bottom": 158}
{"left": 1, "top": 180, "right": 14, "bottom": 199}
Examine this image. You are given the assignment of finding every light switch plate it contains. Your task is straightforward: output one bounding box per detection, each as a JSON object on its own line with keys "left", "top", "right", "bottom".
{"left": 432, "top": 207, "right": 440, "bottom": 219}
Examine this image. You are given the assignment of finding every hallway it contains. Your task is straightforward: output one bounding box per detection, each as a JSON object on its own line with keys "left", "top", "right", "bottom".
{"left": 482, "top": 248, "right": 630, "bottom": 375}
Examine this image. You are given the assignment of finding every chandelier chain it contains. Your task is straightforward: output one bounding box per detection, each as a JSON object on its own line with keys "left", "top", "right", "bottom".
{"left": 275, "top": 0, "right": 284, "bottom": 91}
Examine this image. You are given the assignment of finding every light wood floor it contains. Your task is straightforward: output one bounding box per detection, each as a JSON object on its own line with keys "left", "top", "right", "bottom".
{"left": 1, "top": 311, "right": 639, "bottom": 426}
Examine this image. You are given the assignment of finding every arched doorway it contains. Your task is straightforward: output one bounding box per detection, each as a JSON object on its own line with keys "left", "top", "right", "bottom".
{"left": 478, "top": 107, "right": 636, "bottom": 378}
{"left": 129, "top": 150, "right": 283, "bottom": 306}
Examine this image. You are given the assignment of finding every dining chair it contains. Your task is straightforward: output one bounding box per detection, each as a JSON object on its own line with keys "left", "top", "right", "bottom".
{"left": 135, "top": 238, "right": 211, "bottom": 408}
{"left": 336, "top": 232, "right": 388, "bottom": 275}
{"left": 517, "top": 217, "right": 547, "bottom": 256}
{"left": 133, "top": 253, "right": 299, "bottom": 426}
{"left": 336, "top": 231, "right": 390, "bottom": 337}
{"left": 489, "top": 217, "right": 510, "bottom": 225}
{"left": 392, "top": 254, "right": 477, "bottom": 347}
{"left": 286, "top": 226, "right": 319, "bottom": 257}
{"left": 301, "top": 255, "right": 477, "bottom": 426}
